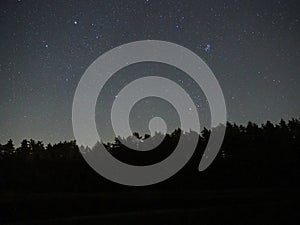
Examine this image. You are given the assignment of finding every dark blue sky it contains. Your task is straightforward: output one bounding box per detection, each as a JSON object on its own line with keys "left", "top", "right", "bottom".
{"left": 0, "top": 0, "right": 299, "bottom": 144}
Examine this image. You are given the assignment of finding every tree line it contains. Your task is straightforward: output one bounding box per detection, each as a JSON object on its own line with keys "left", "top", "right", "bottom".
{"left": 1, "top": 118, "right": 299, "bottom": 163}
{"left": 0, "top": 118, "right": 299, "bottom": 192}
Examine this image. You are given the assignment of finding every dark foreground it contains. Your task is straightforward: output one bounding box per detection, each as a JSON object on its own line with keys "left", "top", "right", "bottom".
{"left": 1, "top": 188, "right": 299, "bottom": 225}
{"left": 1, "top": 120, "right": 299, "bottom": 224}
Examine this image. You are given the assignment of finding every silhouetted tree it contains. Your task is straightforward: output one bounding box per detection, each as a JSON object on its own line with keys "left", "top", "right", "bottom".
{"left": 0, "top": 139, "right": 14, "bottom": 157}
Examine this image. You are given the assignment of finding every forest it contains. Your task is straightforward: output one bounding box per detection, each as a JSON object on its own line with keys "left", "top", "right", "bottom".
{"left": 1, "top": 118, "right": 300, "bottom": 224}
{"left": 0, "top": 118, "right": 299, "bottom": 192}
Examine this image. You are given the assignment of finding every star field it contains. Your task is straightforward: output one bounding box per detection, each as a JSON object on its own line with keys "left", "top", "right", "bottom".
{"left": 0, "top": 0, "right": 299, "bottom": 144}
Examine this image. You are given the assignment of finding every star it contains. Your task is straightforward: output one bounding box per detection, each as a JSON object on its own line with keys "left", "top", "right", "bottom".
{"left": 74, "top": 21, "right": 78, "bottom": 25}
{"left": 204, "top": 44, "right": 211, "bottom": 52}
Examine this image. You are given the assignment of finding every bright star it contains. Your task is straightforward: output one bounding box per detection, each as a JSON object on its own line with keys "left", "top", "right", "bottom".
{"left": 204, "top": 44, "right": 211, "bottom": 52}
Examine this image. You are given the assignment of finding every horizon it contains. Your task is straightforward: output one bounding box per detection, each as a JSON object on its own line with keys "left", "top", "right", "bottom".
{"left": 2, "top": 117, "right": 299, "bottom": 147}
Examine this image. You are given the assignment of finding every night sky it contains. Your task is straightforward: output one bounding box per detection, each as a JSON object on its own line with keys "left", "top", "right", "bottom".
{"left": 0, "top": 0, "right": 299, "bottom": 144}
